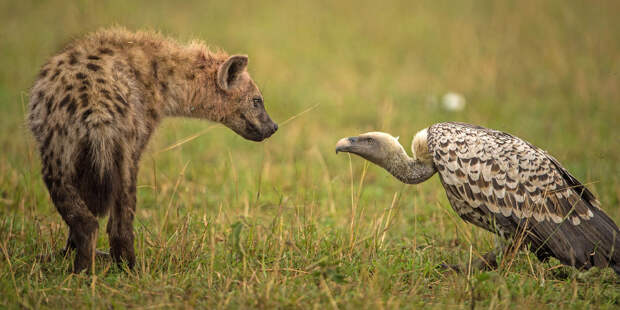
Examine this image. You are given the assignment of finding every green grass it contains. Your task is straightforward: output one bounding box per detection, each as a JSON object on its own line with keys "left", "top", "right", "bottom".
{"left": 1, "top": 0, "right": 620, "bottom": 308}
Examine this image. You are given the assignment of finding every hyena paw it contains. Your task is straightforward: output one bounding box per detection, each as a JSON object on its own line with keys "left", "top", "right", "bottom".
{"left": 110, "top": 240, "right": 135, "bottom": 269}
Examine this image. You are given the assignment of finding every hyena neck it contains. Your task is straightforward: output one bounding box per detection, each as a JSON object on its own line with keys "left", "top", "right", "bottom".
{"left": 131, "top": 44, "right": 230, "bottom": 122}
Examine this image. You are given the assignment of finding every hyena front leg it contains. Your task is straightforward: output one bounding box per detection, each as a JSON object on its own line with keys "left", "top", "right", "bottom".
{"left": 107, "top": 160, "right": 137, "bottom": 269}
{"left": 62, "top": 230, "right": 110, "bottom": 258}
{"left": 46, "top": 179, "right": 99, "bottom": 273}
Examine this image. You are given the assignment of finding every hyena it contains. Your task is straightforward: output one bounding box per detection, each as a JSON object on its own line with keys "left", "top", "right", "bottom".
{"left": 27, "top": 28, "right": 278, "bottom": 273}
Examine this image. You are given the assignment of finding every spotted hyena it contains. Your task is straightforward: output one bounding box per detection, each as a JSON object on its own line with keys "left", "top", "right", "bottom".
{"left": 28, "top": 28, "right": 278, "bottom": 273}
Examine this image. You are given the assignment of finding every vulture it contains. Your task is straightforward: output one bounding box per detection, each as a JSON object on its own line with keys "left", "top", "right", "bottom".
{"left": 335, "top": 122, "right": 620, "bottom": 274}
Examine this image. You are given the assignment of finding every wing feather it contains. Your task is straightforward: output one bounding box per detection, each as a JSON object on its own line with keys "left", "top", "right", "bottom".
{"left": 427, "top": 122, "right": 620, "bottom": 272}
{"left": 427, "top": 122, "right": 595, "bottom": 224}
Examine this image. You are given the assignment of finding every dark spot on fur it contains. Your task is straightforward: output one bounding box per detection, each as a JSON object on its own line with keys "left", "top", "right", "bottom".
{"left": 69, "top": 51, "right": 80, "bottom": 65}
{"left": 96, "top": 78, "right": 106, "bottom": 84}
{"left": 81, "top": 109, "right": 92, "bottom": 122}
{"left": 42, "top": 174, "right": 57, "bottom": 198}
{"left": 198, "top": 65, "right": 205, "bottom": 70}
{"left": 115, "top": 94, "right": 128, "bottom": 106}
{"left": 42, "top": 131, "right": 54, "bottom": 151}
{"left": 160, "top": 81, "right": 168, "bottom": 92}
{"left": 130, "top": 66, "right": 144, "bottom": 84}
{"left": 67, "top": 98, "right": 77, "bottom": 115}
{"left": 98, "top": 48, "right": 114, "bottom": 55}
{"left": 31, "top": 95, "right": 42, "bottom": 109}
{"left": 76, "top": 72, "right": 87, "bottom": 80}
{"left": 78, "top": 86, "right": 88, "bottom": 92}
{"left": 56, "top": 125, "right": 66, "bottom": 136}
{"left": 59, "top": 94, "right": 71, "bottom": 109}
{"left": 79, "top": 93, "right": 89, "bottom": 107}
{"left": 50, "top": 69, "right": 61, "bottom": 81}
{"left": 82, "top": 80, "right": 91, "bottom": 87}
{"left": 87, "top": 55, "right": 101, "bottom": 60}
{"left": 147, "top": 108, "right": 160, "bottom": 121}
{"left": 145, "top": 120, "right": 155, "bottom": 134}
{"left": 65, "top": 85, "right": 74, "bottom": 91}
{"left": 167, "top": 68, "right": 174, "bottom": 76}
{"left": 41, "top": 153, "right": 49, "bottom": 167}
{"left": 113, "top": 103, "right": 126, "bottom": 117}
{"left": 99, "top": 100, "right": 114, "bottom": 116}
{"left": 185, "top": 73, "right": 195, "bottom": 80}
{"left": 45, "top": 95, "right": 55, "bottom": 114}
{"left": 151, "top": 60, "right": 158, "bottom": 79}
{"left": 86, "top": 63, "right": 101, "bottom": 72}
{"left": 39, "top": 68, "right": 49, "bottom": 78}
{"left": 58, "top": 60, "right": 65, "bottom": 66}
{"left": 101, "top": 89, "right": 112, "bottom": 100}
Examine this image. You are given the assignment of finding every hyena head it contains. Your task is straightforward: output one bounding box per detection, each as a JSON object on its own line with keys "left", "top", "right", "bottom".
{"left": 215, "top": 55, "right": 278, "bottom": 142}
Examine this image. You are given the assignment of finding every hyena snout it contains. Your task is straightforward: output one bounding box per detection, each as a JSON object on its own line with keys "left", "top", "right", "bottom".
{"left": 224, "top": 109, "right": 278, "bottom": 142}
{"left": 249, "top": 113, "right": 278, "bottom": 142}
{"left": 261, "top": 116, "right": 278, "bottom": 138}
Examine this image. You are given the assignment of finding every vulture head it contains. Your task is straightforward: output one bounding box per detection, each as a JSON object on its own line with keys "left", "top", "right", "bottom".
{"left": 335, "top": 129, "right": 436, "bottom": 184}
{"left": 335, "top": 132, "right": 407, "bottom": 167}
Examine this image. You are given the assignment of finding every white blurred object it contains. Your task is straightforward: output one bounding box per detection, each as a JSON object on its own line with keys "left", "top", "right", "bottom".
{"left": 441, "top": 92, "right": 466, "bottom": 111}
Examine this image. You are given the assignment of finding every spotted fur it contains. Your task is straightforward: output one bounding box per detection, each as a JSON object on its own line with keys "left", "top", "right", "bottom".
{"left": 28, "top": 28, "right": 277, "bottom": 273}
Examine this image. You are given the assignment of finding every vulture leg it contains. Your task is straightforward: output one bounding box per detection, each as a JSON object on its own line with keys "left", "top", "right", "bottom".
{"left": 474, "top": 250, "right": 499, "bottom": 270}
{"left": 440, "top": 243, "right": 513, "bottom": 273}
{"left": 439, "top": 251, "right": 499, "bottom": 273}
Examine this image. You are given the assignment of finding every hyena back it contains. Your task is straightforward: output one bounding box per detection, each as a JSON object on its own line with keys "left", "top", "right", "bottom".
{"left": 28, "top": 28, "right": 278, "bottom": 273}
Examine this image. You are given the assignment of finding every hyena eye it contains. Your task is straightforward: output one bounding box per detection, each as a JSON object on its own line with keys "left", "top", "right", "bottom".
{"left": 252, "top": 97, "right": 263, "bottom": 108}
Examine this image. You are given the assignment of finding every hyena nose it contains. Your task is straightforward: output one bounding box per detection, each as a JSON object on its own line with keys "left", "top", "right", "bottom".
{"left": 272, "top": 123, "right": 278, "bottom": 133}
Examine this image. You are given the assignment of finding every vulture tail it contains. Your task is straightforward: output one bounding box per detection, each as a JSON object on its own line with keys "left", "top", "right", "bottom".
{"left": 532, "top": 206, "right": 620, "bottom": 275}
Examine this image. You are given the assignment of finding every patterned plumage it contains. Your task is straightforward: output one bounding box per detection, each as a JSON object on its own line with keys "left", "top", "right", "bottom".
{"left": 427, "top": 122, "right": 619, "bottom": 272}
{"left": 336, "top": 122, "right": 620, "bottom": 274}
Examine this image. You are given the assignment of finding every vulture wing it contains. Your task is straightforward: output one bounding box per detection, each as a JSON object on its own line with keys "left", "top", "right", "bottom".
{"left": 427, "top": 122, "right": 620, "bottom": 273}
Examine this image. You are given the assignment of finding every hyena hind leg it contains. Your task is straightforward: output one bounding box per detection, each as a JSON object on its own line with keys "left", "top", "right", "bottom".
{"left": 46, "top": 180, "right": 99, "bottom": 273}
{"left": 106, "top": 160, "right": 138, "bottom": 269}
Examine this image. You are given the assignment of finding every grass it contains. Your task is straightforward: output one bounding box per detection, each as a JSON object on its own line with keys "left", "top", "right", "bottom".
{"left": 1, "top": 0, "right": 619, "bottom": 308}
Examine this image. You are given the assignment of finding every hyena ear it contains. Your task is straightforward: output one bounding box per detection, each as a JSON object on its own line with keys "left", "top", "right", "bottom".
{"left": 216, "top": 55, "right": 249, "bottom": 92}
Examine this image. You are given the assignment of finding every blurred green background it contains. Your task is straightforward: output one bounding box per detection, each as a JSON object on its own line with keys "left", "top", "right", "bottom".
{"left": 1, "top": 0, "right": 619, "bottom": 308}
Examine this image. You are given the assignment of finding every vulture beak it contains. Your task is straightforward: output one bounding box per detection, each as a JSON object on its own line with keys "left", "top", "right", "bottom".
{"left": 335, "top": 136, "right": 358, "bottom": 154}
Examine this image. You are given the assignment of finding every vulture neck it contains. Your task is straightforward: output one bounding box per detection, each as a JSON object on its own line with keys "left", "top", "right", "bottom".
{"left": 381, "top": 148, "right": 436, "bottom": 185}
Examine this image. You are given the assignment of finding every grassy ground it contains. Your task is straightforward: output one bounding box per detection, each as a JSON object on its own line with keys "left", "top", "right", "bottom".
{"left": 1, "top": 0, "right": 619, "bottom": 308}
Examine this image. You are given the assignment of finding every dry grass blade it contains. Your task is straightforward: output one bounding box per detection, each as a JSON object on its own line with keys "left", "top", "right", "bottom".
{"left": 159, "top": 161, "right": 191, "bottom": 241}
{"left": 279, "top": 103, "right": 320, "bottom": 127}
{"left": 154, "top": 124, "right": 221, "bottom": 155}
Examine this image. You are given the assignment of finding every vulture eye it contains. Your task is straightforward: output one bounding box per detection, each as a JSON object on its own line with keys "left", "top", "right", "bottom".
{"left": 252, "top": 97, "right": 263, "bottom": 108}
